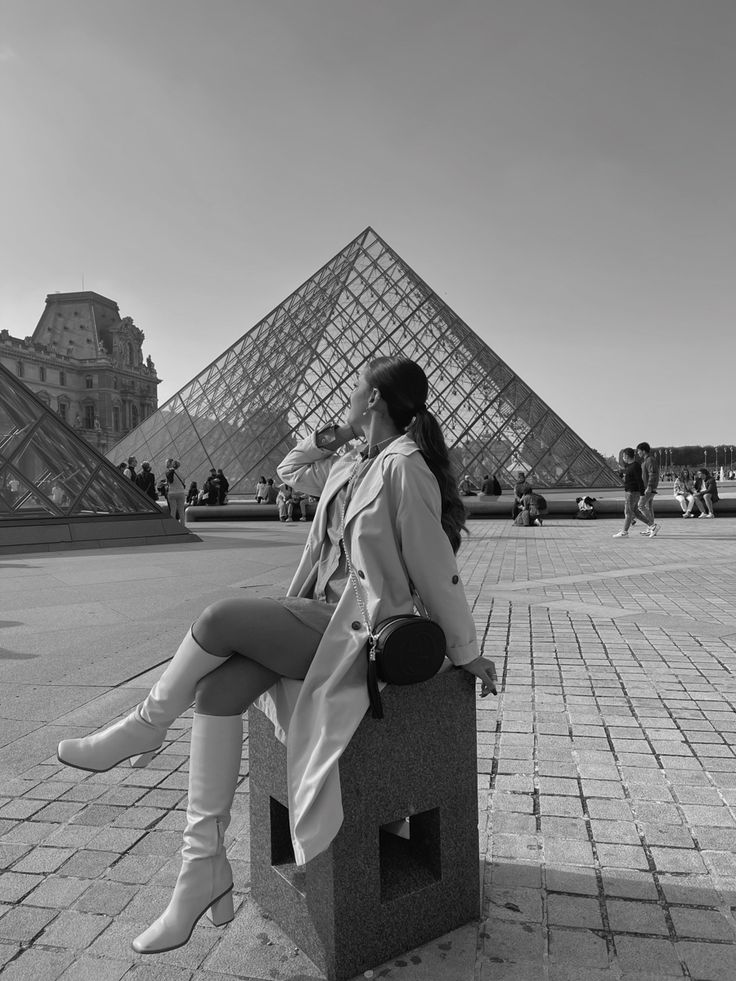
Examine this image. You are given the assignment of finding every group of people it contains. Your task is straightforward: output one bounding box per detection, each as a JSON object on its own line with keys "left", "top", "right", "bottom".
{"left": 511, "top": 472, "right": 547, "bottom": 526}
{"left": 673, "top": 468, "right": 719, "bottom": 518}
{"left": 254, "top": 475, "right": 311, "bottom": 521}
{"left": 118, "top": 456, "right": 229, "bottom": 523}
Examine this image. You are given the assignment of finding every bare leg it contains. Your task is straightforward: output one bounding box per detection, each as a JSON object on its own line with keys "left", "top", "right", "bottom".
{"left": 192, "top": 597, "right": 324, "bottom": 716}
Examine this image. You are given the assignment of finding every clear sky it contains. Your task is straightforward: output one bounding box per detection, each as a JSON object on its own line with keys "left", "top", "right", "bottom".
{"left": 2, "top": 0, "right": 735, "bottom": 457}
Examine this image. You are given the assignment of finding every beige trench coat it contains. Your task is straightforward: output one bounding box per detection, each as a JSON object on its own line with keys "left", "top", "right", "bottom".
{"left": 255, "top": 432, "right": 479, "bottom": 865}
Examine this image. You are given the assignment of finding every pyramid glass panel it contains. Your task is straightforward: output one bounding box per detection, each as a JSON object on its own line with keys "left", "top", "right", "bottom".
{"left": 0, "top": 361, "right": 162, "bottom": 521}
{"left": 109, "top": 228, "right": 620, "bottom": 492}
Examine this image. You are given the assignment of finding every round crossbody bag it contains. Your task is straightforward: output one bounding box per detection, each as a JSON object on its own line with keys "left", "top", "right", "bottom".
{"left": 343, "top": 531, "right": 446, "bottom": 719}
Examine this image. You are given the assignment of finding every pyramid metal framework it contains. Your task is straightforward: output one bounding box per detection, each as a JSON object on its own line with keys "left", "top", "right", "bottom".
{"left": 110, "top": 228, "right": 619, "bottom": 493}
{"left": 0, "top": 360, "right": 162, "bottom": 520}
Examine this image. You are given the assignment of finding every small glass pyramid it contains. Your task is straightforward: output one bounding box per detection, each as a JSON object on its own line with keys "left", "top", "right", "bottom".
{"left": 0, "top": 360, "right": 162, "bottom": 519}
{"left": 110, "top": 228, "right": 619, "bottom": 493}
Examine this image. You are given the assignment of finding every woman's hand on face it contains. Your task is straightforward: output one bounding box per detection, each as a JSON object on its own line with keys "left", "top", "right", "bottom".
{"left": 462, "top": 656, "right": 498, "bottom": 697}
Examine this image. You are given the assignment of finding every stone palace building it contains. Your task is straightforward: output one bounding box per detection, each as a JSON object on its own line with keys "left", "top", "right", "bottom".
{"left": 0, "top": 291, "right": 160, "bottom": 456}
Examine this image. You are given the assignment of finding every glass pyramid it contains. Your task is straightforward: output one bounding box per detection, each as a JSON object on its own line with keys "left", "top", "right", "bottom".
{"left": 110, "top": 228, "right": 619, "bottom": 493}
{"left": 0, "top": 360, "right": 162, "bottom": 520}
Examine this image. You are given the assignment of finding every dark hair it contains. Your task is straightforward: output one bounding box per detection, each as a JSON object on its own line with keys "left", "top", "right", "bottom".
{"left": 636, "top": 442, "right": 651, "bottom": 453}
{"left": 365, "top": 356, "right": 466, "bottom": 553}
{"left": 622, "top": 447, "right": 635, "bottom": 460}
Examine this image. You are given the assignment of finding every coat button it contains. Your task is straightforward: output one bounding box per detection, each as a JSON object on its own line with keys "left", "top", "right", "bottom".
{"left": 452, "top": 574, "right": 459, "bottom": 584}
{"left": 351, "top": 621, "right": 361, "bottom": 630}
{"left": 358, "top": 570, "right": 366, "bottom": 579}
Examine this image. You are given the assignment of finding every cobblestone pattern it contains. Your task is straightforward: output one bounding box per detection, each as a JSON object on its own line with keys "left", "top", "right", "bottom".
{"left": 1, "top": 519, "right": 736, "bottom": 979}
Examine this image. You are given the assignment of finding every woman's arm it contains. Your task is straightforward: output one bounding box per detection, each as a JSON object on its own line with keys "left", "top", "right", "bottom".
{"left": 277, "top": 425, "right": 355, "bottom": 497}
{"left": 387, "top": 456, "right": 496, "bottom": 688}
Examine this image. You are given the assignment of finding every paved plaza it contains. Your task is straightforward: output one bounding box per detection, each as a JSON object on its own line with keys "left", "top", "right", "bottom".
{"left": 2, "top": 515, "right": 736, "bottom": 980}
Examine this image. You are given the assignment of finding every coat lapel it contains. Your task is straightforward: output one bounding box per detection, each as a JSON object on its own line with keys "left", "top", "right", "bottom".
{"left": 344, "top": 435, "right": 419, "bottom": 529}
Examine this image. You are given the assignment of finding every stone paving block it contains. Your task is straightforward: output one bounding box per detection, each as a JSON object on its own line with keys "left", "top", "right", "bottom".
{"left": 0, "top": 904, "right": 57, "bottom": 941}
{"left": 539, "top": 816, "right": 589, "bottom": 839}
{"left": 590, "top": 819, "right": 642, "bottom": 844}
{"left": 40, "top": 909, "right": 112, "bottom": 948}
{"left": 12, "top": 846, "right": 75, "bottom": 874}
{"left": 73, "top": 880, "right": 138, "bottom": 915}
{"left": 485, "top": 886, "right": 543, "bottom": 924}
{"left": 0, "top": 871, "right": 44, "bottom": 902}
{"left": 677, "top": 940, "right": 736, "bottom": 980}
{"left": 24, "top": 875, "right": 91, "bottom": 909}
{"left": 57, "top": 956, "right": 130, "bottom": 981}
{"left": 701, "top": 850, "right": 736, "bottom": 877}
{"left": 650, "top": 847, "right": 708, "bottom": 875}
{"left": 540, "top": 795, "right": 585, "bottom": 818}
{"left": 670, "top": 906, "right": 736, "bottom": 942}
{"left": 639, "top": 823, "right": 695, "bottom": 848}
{"left": 547, "top": 894, "right": 603, "bottom": 929}
{"left": 0, "top": 844, "right": 30, "bottom": 871}
{"left": 489, "top": 862, "right": 543, "bottom": 890}
{"left": 548, "top": 926, "right": 610, "bottom": 969}
{"left": 546, "top": 865, "right": 599, "bottom": 895}
{"left": 0, "top": 946, "right": 74, "bottom": 981}
{"left": 596, "top": 843, "right": 650, "bottom": 870}
{"left": 492, "top": 833, "right": 543, "bottom": 861}
{"left": 607, "top": 898, "right": 670, "bottom": 935}
{"left": 60, "top": 850, "right": 119, "bottom": 878}
{"left": 613, "top": 936, "right": 684, "bottom": 976}
{"left": 587, "top": 799, "right": 635, "bottom": 820}
{"left": 600, "top": 869, "right": 659, "bottom": 901}
{"left": 103, "top": 853, "right": 169, "bottom": 885}
{"left": 1, "top": 821, "right": 57, "bottom": 844}
{"left": 544, "top": 837, "right": 595, "bottom": 867}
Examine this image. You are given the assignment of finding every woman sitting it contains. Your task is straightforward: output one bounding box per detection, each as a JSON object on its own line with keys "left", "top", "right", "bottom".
{"left": 56, "top": 356, "right": 498, "bottom": 956}
{"left": 687, "top": 468, "right": 718, "bottom": 518}
{"left": 673, "top": 470, "right": 693, "bottom": 515}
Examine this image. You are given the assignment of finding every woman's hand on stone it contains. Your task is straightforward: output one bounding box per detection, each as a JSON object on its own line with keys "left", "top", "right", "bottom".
{"left": 462, "top": 656, "right": 498, "bottom": 697}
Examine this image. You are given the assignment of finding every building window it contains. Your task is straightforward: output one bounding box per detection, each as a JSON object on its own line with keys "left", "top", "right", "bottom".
{"left": 58, "top": 402, "right": 68, "bottom": 422}
{"left": 112, "top": 406, "right": 120, "bottom": 432}
{"left": 39, "top": 366, "right": 47, "bottom": 382}
{"left": 16, "top": 361, "right": 24, "bottom": 378}
{"left": 59, "top": 370, "right": 66, "bottom": 386}
{"left": 131, "top": 404, "right": 139, "bottom": 428}
{"left": 85, "top": 375, "right": 93, "bottom": 389}
{"left": 84, "top": 404, "right": 95, "bottom": 429}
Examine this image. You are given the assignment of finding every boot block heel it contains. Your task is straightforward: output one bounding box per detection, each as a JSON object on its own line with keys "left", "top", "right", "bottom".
{"left": 207, "top": 887, "right": 234, "bottom": 926}
{"left": 130, "top": 751, "right": 156, "bottom": 768}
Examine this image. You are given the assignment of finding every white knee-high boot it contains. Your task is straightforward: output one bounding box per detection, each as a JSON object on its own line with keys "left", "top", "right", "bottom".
{"left": 57, "top": 629, "right": 224, "bottom": 772}
{"left": 132, "top": 713, "right": 243, "bottom": 954}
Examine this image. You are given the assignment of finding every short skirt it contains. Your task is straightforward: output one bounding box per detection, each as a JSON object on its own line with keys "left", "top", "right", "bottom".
{"left": 277, "top": 596, "right": 336, "bottom": 635}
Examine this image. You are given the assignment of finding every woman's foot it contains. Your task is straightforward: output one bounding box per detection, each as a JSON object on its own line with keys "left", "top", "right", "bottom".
{"left": 132, "top": 855, "right": 234, "bottom": 953}
{"left": 57, "top": 710, "right": 165, "bottom": 772}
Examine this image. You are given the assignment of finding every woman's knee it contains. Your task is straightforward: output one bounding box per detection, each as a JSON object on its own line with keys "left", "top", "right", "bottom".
{"left": 194, "top": 654, "right": 279, "bottom": 716}
{"left": 192, "top": 598, "right": 243, "bottom": 654}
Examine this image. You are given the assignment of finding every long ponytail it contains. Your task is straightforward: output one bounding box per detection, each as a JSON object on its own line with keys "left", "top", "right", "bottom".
{"left": 365, "top": 357, "right": 467, "bottom": 554}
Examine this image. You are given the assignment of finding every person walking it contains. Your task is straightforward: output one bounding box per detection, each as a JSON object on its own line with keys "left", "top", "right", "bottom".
{"left": 613, "top": 447, "right": 659, "bottom": 538}
{"left": 56, "top": 356, "right": 498, "bottom": 955}
{"left": 636, "top": 442, "right": 659, "bottom": 528}
{"left": 165, "top": 459, "right": 187, "bottom": 524}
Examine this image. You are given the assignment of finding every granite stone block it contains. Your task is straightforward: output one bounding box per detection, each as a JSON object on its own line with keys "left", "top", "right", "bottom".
{"left": 249, "top": 668, "right": 480, "bottom": 980}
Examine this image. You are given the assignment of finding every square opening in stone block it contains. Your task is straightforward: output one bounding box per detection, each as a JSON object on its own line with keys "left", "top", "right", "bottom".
{"left": 269, "top": 796, "right": 306, "bottom": 895}
{"left": 379, "top": 808, "right": 441, "bottom": 902}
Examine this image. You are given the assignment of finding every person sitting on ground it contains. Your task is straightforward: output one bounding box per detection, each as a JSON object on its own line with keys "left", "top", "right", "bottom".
{"left": 688, "top": 468, "right": 718, "bottom": 518}
{"left": 673, "top": 469, "right": 693, "bottom": 515}
{"left": 575, "top": 495, "right": 597, "bottom": 519}
{"left": 613, "top": 447, "right": 659, "bottom": 538}
{"left": 458, "top": 474, "right": 478, "bottom": 496}
{"left": 514, "top": 487, "right": 547, "bottom": 526}
{"left": 265, "top": 477, "right": 279, "bottom": 504}
{"left": 512, "top": 471, "right": 533, "bottom": 520}
{"left": 480, "top": 473, "right": 502, "bottom": 497}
